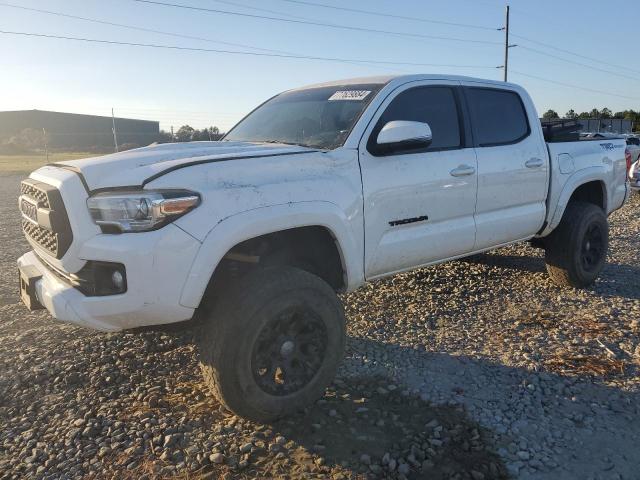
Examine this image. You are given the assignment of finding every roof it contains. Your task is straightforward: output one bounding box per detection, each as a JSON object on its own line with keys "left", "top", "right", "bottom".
{"left": 291, "top": 74, "right": 520, "bottom": 92}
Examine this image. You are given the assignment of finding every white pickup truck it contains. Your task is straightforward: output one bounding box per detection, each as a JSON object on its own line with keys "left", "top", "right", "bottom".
{"left": 18, "top": 75, "right": 629, "bottom": 420}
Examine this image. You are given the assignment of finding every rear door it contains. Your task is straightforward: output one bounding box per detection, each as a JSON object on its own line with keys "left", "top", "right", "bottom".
{"left": 462, "top": 84, "right": 548, "bottom": 249}
{"left": 359, "top": 81, "right": 478, "bottom": 278}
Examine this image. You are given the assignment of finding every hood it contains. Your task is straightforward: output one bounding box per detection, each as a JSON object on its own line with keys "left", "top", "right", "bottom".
{"left": 53, "top": 141, "right": 315, "bottom": 191}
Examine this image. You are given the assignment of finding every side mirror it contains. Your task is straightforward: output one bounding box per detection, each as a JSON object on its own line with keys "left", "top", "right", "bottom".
{"left": 376, "top": 120, "right": 432, "bottom": 154}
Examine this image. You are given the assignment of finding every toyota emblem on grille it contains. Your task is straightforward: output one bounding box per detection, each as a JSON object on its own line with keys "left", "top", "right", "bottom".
{"left": 20, "top": 196, "right": 39, "bottom": 224}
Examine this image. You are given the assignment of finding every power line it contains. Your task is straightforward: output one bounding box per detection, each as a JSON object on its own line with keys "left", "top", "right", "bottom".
{"left": 0, "top": 2, "right": 301, "bottom": 56}
{"left": 512, "top": 33, "right": 640, "bottom": 76}
{"left": 208, "top": 0, "right": 314, "bottom": 21}
{"left": 0, "top": 2, "right": 412, "bottom": 73}
{"left": 518, "top": 45, "right": 640, "bottom": 83}
{"left": 510, "top": 70, "right": 640, "bottom": 101}
{"left": 275, "top": 0, "right": 499, "bottom": 31}
{"left": 0, "top": 30, "right": 499, "bottom": 69}
{"left": 132, "top": 0, "right": 502, "bottom": 46}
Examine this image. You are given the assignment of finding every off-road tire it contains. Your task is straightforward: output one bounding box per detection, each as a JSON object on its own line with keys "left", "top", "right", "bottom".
{"left": 196, "top": 266, "right": 346, "bottom": 422}
{"left": 544, "top": 201, "right": 608, "bottom": 288}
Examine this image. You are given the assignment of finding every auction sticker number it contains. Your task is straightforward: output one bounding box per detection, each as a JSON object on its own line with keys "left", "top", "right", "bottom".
{"left": 328, "top": 90, "right": 371, "bottom": 101}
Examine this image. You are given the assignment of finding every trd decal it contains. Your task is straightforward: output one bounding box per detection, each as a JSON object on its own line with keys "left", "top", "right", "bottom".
{"left": 389, "top": 215, "right": 429, "bottom": 227}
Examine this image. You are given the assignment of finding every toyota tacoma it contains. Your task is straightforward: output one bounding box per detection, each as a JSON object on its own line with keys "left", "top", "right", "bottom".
{"left": 18, "top": 75, "right": 629, "bottom": 421}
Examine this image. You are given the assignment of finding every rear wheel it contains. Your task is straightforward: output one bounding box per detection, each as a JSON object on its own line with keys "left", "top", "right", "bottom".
{"left": 544, "top": 201, "right": 608, "bottom": 288}
{"left": 196, "top": 266, "right": 346, "bottom": 422}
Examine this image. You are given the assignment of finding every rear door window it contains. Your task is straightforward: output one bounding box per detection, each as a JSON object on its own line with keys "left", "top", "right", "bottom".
{"left": 465, "top": 88, "right": 530, "bottom": 147}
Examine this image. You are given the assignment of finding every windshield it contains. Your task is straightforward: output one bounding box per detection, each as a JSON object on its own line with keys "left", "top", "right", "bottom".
{"left": 223, "top": 84, "right": 383, "bottom": 150}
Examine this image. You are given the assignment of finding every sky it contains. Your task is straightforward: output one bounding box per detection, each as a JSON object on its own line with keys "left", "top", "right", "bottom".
{"left": 2, "top": 0, "right": 640, "bottom": 132}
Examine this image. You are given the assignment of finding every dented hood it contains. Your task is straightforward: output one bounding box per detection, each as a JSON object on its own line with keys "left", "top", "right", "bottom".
{"left": 53, "top": 141, "right": 315, "bottom": 191}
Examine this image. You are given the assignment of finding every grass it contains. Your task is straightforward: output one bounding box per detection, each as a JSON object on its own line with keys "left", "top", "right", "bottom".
{"left": 0, "top": 152, "right": 98, "bottom": 175}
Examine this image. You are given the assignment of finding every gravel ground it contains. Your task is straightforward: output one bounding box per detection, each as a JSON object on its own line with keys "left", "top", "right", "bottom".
{"left": 1, "top": 172, "right": 639, "bottom": 480}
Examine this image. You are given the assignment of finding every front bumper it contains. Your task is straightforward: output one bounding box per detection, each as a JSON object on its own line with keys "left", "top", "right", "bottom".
{"left": 17, "top": 224, "right": 200, "bottom": 332}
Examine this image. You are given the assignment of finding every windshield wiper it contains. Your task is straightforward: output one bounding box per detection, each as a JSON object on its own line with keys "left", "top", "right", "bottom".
{"left": 258, "top": 140, "right": 310, "bottom": 148}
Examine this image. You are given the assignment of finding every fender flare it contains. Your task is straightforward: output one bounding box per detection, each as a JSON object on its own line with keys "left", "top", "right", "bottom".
{"left": 542, "top": 166, "right": 608, "bottom": 236}
{"left": 178, "top": 201, "right": 363, "bottom": 308}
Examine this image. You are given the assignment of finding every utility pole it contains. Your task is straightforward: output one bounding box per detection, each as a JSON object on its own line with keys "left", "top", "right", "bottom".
{"left": 42, "top": 127, "right": 49, "bottom": 163}
{"left": 111, "top": 108, "right": 119, "bottom": 152}
{"left": 501, "top": 5, "right": 517, "bottom": 82}
{"left": 503, "top": 5, "right": 510, "bottom": 82}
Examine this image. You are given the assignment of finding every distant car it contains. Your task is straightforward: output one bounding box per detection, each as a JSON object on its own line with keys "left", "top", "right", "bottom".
{"left": 624, "top": 136, "right": 640, "bottom": 177}
{"left": 624, "top": 135, "right": 640, "bottom": 146}
{"left": 629, "top": 158, "right": 640, "bottom": 194}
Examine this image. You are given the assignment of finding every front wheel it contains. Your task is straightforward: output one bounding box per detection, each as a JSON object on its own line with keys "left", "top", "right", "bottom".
{"left": 544, "top": 201, "right": 608, "bottom": 288}
{"left": 196, "top": 266, "right": 346, "bottom": 422}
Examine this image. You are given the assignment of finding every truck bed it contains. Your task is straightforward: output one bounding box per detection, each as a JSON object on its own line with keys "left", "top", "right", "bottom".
{"left": 542, "top": 138, "right": 628, "bottom": 236}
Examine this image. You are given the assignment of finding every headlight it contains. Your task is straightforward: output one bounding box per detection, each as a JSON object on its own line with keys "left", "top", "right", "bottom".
{"left": 87, "top": 189, "right": 200, "bottom": 233}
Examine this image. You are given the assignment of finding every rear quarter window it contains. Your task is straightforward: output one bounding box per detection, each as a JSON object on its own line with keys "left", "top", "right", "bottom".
{"left": 466, "top": 87, "right": 530, "bottom": 147}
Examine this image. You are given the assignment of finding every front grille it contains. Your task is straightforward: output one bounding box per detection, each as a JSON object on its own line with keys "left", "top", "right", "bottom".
{"left": 20, "top": 179, "right": 72, "bottom": 259}
{"left": 20, "top": 182, "right": 50, "bottom": 208}
{"left": 22, "top": 220, "right": 58, "bottom": 255}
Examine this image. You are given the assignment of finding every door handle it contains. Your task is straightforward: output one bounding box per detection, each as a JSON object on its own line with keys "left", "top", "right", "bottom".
{"left": 525, "top": 158, "right": 544, "bottom": 168}
{"left": 449, "top": 164, "right": 476, "bottom": 177}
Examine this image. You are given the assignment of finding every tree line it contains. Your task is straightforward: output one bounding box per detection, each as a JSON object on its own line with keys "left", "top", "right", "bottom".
{"left": 542, "top": 108, "right": 640, "bottom": 122}
{"left": 159, "top": 125, "right": 225, "bottom": 143}
{"left": 0, "top": 125, "right": 227, "bottom": 154}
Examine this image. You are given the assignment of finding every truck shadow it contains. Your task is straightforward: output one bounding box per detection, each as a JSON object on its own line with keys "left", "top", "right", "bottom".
{"left": 462, "top": 252, "right": 640, "bottom": 301}
{"left": 272, "top": 371, "right": 509, "bottom": 479}
{"left": 340, "top": 336, "right": 637, "bottom": 479}
{"left": 3, "top": 323, "right": 639, "bottom": 480}
{"left": 267, "top": 335, "right": 640, "bottom": 480}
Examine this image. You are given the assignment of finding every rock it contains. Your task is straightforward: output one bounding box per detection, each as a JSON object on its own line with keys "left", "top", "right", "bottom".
{"left": 470, "top": 470, "right": 485, "bottom": 480}
{"left": 240, "top": 442, "right": 252, "bottom": 454}
{"left": 163, "top": 434, "right": 182, "bottom": 448}
{"left": 97, "top": 447, "right": 111, "bottom": 458}
{"left": 210, "top": 453, "right": 225, "bottom": 464}
{"left": 360, "top": 454, "right": 371, "bottom": 465}
{"left": 517, "top": 450, "right": 531, "bottom": 461}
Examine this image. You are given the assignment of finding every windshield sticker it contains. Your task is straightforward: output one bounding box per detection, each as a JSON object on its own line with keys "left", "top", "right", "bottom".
{"left": 328, "top": 90, "right": 371, "bottom": 101}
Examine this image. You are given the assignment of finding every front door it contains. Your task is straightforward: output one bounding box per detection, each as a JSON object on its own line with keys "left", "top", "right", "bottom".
{"left": 359, "top": 82, "right": 478, "bottom": 279}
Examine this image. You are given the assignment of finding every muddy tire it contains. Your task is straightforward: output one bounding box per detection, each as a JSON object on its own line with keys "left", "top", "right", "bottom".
{"left": 544, "top": 201, "right": 608, "bottom": 288}
{"left": 196, "top": 266, "right": 346, "bottom": 422}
